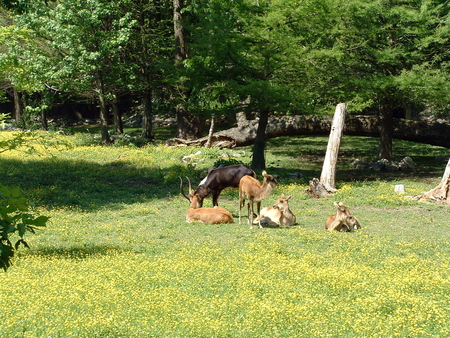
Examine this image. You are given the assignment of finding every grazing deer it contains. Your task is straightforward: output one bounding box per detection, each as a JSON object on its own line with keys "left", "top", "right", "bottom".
{"left": 180, "top": 177, "right": 234, "bottom": 224}
{"left": 255, "top": 194, "right": 296, "bottom": 227}
{"left": 239, "top": 170, "right": 279, "bottom": 228}
{"left": 325, "top": 201, "right": 361, "bottom": 231}
{"left": 193, "top": 164, "right": 255, "bottom": 207}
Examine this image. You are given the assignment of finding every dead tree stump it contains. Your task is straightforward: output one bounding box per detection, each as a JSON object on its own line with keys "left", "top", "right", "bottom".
{"left": 306, "top": 103, "right": 347, "bottom": 198}
{"left": 417, "top": 158, "right": 450, "bottom": 203}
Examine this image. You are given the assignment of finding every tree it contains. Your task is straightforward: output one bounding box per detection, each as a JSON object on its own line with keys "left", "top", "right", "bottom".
{"left": 173, "top": 0, "right": 204, "bottom": 140}
{"left": 183, "top": 0, "right": 312, "bottom": 170}
{"left": 16, "top": 0, "right": 137, "bottom": 143}
{"left": 317, "top": 0, "right": 448, "bottom": 161}
{"left": 122, "top": 0, "right": 174, "bottom": 140}
{"left": 0, "top": 22, "right": 45, "bottom": 127}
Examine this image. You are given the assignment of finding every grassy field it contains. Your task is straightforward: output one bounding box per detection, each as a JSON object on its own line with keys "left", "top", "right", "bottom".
{"left": 0, "top": 130, "right": 449, "bottom": 337}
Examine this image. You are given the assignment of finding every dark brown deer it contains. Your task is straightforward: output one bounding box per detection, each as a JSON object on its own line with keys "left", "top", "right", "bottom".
{"left": 325, "top": 201, "right": 361, "bottom": 231}
{"left": 239, "top": 171, "right": 278, "bottom": 228}
{"left": 256, "top": 193, "right": 296, "bottom": 227}
{"left": 180, "top": 177, "right": 234, "bottom": 224}
{"left": 193, "top": 164, "right": 255, "bottom": 207}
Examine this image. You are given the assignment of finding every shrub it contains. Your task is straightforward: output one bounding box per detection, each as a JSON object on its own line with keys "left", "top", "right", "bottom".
{"left": 0, "top": 185, "right": 49, "bottom": 271}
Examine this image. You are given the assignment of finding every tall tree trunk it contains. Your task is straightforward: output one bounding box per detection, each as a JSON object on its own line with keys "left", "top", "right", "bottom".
{"left": 173, "top": 0, "right": 186, "bottom": 67}
{"left": 41, "top": 109, "right": 48, "bottom": 131}
{"left": 98, "top": 94, "right": 112, "bottom": 144}
{"left": 112, "top": 93, "right": 123, "bottom": 134}
{"left": 320, "top": 103, "right": 347, "bottom": 191}
{"left": 173, "top": 0, "right": 202, "bottom": 140}
{"left": 378, "top": 104, "right": 393, "bottom": 161}
{"left": 204, "top": 114, "right": 215, "bottom": 148}
{"left": 141, "top": 89, "right": 154, "bottom": 139}
{"left": 251, "top": 109, "right": 269, "bottom": 172}
{"left": 96, "top": 70, "right": 112, "bottom": 144}
{"left": 12, "top": 87, "right": 23, "bottom": 125}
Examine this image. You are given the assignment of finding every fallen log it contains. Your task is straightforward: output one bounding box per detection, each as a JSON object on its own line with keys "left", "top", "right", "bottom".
{"left": 166, "top": 115, "right": 450, "bottom": 149}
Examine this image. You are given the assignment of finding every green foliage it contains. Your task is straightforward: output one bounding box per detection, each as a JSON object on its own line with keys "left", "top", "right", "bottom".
{"left": 0, "top": 112, "right": 9, "bottom": 129}
{"left": 0, "top": 185, "right": 48, "bottom": 271}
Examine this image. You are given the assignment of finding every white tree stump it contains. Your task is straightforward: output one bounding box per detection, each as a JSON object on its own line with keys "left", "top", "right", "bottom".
{"left": 306, "top": 103, "right": 347, "bottom": 198}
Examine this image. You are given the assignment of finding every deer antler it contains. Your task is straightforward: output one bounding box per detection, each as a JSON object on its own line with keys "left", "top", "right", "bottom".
{"left": 179, "top": 177, "right": 192, "bottom": 201}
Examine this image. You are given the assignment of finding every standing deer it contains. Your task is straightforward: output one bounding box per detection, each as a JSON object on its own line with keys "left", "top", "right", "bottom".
{"left": 239, "top": 170, "right": 279, "bottom": 228}
{"left": 180, "top": 177, "right": 234, "bottom": 224}
{"left": 325, "top": 201, "right": 361, "bottom": 231}
{"left": 256, "top": 193, "right": 296, "bottom": 227}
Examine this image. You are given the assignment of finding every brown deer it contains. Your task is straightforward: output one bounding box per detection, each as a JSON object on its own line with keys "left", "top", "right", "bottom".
{"left": 325, "top": 201, "right": 361, "bottom": 231}
{"left": 255, "top": 194, "right": 296, "bottom": 227}
{"left": 239, "top": 170, "right": 279, "bottom": 228}
{"left": 180, "top": 177, "right": 234, "bottom": 224}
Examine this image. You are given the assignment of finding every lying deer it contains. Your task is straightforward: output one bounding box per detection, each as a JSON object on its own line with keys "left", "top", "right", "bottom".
{"left": 180, "top": 177, "right": 234, "bottom": 224}
{"left": 325, "top": 201, "right": 361, "bottom": 231}
{"left": 239, "top": 170, "right": 278, "bottom": 228}
{"left": 255, "top": 194, "right": 296, "bottom": 227}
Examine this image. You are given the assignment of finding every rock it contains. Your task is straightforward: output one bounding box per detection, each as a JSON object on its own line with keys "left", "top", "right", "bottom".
{"left": 351, "top": 159, "right": 369, "bottom": 170}
{"left": 394, "top": 184, "right": 405, "bottom": 193}
{"left": 398, "top": 156, "right": 415, "bottom": 172}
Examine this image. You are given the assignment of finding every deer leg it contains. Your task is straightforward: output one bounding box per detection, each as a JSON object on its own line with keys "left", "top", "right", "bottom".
{"left": 248, "top": 202, "right": 253, "bottom": 227}
{"left": 256, "top": 201, "right": 262, "bottom": 229}
{"left": 330, "top": 221, "right": 344, "bottom": 231}
{"left": 212, "top": 192, "right": 219, "bottom": 206}
{"left": 239, "top": 195, "right": 244, "bottom": 225}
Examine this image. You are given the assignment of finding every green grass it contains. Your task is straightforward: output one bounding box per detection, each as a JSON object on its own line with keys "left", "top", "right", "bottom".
{"left": 0, "top": 130, "right": 449, "bottom": 337}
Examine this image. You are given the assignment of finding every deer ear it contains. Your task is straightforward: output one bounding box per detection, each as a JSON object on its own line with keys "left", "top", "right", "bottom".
{"left": 286, "top": 195, "right": 292, "bottom": 201}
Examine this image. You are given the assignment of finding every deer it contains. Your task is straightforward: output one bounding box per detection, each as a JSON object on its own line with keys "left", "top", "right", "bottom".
{"left": 325, "top": 201, "right": 361, "bottom": 231}
{"left": 193, "top": 164, "right": 255, "bottom": 207}
{"left": 180, "top": 177, "right": 234, "bottom": 224}
{"left": 255, "top": 193, "right": 296, "bottom": 227}
{"left": 239, "top": 170, "right": 279, "bottom": 228}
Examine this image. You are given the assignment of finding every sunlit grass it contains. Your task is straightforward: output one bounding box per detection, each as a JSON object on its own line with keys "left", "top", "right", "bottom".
{"left": 0, "top": 130, "right": 449, "bottom": 337}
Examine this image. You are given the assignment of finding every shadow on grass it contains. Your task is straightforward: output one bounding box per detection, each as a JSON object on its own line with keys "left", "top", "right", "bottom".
{"left": 0, "top": 157, "right": 185, "bottom": 211}
{"left": 1, "top": 135, "right": 448, "bottom": 212}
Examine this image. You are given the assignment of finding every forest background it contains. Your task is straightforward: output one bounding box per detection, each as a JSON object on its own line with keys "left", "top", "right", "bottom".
{"left": 1, "top": 0, "right": 450, "bottom": 171}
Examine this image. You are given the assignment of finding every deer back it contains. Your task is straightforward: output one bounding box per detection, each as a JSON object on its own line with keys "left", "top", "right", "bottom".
{"left": 187, "top": 206, "right": 234, "bottom": 224}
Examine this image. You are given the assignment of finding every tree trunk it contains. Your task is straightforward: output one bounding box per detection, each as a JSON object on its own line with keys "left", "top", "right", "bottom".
{"left": 12, "top": 87, "right": 23, "bottom": 125}
{"left": 173, "top": 0, "right": 186, "bottom": 67}
{"left": 204, "top": 114, "right": 215, "bottom": 148}
{"left": 98, "top": 94, "right": 112, "bottom": 144}
{"left": 173, "top": 0, "right": 202, "bottom": 140}
{"left": 320, "top": 103, "right": 347, "bottom": 191}
{"left": 251, "top": 109, "right": 269, "bottom": 171}
{"left": 96, "top": 70, "right": 112, "bottom": 144}
{"left": 306, "top": 103, "right": 347, "bottom": 198}
{"left": 141, "top": 89, "right": 154, "bottom": 139}
{"left": 41, "top": 109, "right": 48, "bottom": 131}
{"left": 112, "top": 93, "right": 123, "bottom": 134}
{"left": 417, "top": 159, "right": 450, "bottom": 203}
{"left": 378, "top": 104, "right": 393, "bottom": 161}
